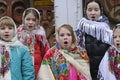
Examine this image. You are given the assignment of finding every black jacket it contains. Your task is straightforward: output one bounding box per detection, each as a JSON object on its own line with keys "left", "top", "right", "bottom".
{"left": 75, "top": 15, "right": 112, "bottom": 80}
{"left": 85, "top": 33, "right": 110, "bottom": 80}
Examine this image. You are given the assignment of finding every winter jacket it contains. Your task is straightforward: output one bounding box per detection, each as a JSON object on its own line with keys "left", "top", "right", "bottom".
{"left": 85, "top": 33, "right": 110, "bottom": 79}
{"left": 17, "top": 26, "right": 50, "bottom": 77}
{"left": 10, "top": 46, "right": 35, "bottom": 80}
{"left": 75, "top": 16, "right": 113, "bottom": 80}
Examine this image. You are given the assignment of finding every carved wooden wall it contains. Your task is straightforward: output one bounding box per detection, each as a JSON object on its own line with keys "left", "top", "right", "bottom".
{"left": 0, "top": 0, "right": 30, "bottom": 26}
{"left": 102, "top": 0, "right": 120, "bottom": 28}
{"left": 34, "top": 0, "right": 55, "bottom": 47}
{"left": 0, "top": 0, "right": 55, "bottom": 47}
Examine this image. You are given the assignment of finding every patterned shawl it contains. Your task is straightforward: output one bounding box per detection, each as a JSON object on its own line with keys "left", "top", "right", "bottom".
{"left": 18, "top": 7, "right": 49, "bottom": 60}
{"left": 37, "top": 43, "right": 92, "bottom": 80}
{"left": 75, "top": 17, "right": 113, "bottom": 48}
{"left": 0, "top": 16, "right": 23, "bottom": 80}
{"left": 98, "top": 46, "right": 120, "bottom": 80}
{"left": 17, "top": 24, "right": 49, "bottom": 63}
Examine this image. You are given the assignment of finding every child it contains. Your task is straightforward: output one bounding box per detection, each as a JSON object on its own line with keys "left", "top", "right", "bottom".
{"left": 17, "top": 8, "right": 50, "bottom": 78}
{"left": 37, "top": 24, "right": 92, "bottom": 80}
{"left": 0, "top": 16, "right": 34, "bottom": 80}
{"left": 98, "top": 24, "right": 120, "bottom": 80}
{"left": 75, "top": 0, "right": 113, "bottom": 80}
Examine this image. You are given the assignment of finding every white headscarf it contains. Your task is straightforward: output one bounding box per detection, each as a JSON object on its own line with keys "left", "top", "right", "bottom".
{"left": 22, "top": 7, "right": 40, "bottom": 27}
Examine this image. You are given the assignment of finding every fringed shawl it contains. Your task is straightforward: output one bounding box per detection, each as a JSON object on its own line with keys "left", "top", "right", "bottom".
{"left": 18, "top": 7, "right": 50, "bottom": 58}
{"left": 75, "top": 18, "right": 113, "bottom": 47}
{"left": 98, "top": 46, "right": 120, "bottom": 80}
{"left": 37, "top": 43, "right": 92, "bottom": 80}
{"left": 17, "top": 25, "right": 50, "bottom": 62}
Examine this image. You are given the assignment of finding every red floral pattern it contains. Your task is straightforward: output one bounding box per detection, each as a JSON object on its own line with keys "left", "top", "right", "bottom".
{"left": 108, "top": 46, "right": 120, "bottom": 80}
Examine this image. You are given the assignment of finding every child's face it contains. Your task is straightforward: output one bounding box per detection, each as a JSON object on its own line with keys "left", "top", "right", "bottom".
{"left": 58, "top": 27, "right": 72, "bottom": 49}
{"left": 86, "top": 1, "right": 101, "bottom": 21}
{"left": 113, "top": 28, "right": 120, "bottom": 50}
{"left": 0, "top": 25, "right": 14, "bottom": 41}
{"left": 24, "top": 13, "right": 37, "bottom": 31}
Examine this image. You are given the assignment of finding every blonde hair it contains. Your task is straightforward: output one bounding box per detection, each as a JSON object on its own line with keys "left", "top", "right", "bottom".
{"left": 0, "top": 17, "right": 15, "bottom": 28}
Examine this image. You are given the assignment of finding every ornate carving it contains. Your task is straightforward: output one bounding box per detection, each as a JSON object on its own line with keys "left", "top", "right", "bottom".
{"left": 102, "top": 0, "right": 120, "bottom": 23}
{"left": 0, "top": 0, "right": 30, "bottom": 26}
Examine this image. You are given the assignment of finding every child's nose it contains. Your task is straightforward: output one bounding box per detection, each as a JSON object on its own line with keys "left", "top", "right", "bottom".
{"left": 116, "top": 37, "right": 120, "bottom": 41}
{"left": 29, "top": 20, "right": 34, "bottom": 23}
{"left": 5, "top": 28, "right": 9, "bottom": 32}
{"left": 91, "top": 10, "right": 96, "bottom": 14}
{"left": 64, "top": 36, "right": 68, "bottom": 40}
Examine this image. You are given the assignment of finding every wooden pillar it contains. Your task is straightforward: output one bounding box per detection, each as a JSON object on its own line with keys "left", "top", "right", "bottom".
{"left": 29, "top": 0, "right": 34, "bottom": 7}
{"left": 7, "top": 0, "right": 12, "bottom": 17}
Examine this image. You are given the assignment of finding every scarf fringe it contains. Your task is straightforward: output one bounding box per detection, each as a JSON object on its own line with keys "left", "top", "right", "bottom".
{"left": 77, "top": 18, "right": 113, "bottom": 45}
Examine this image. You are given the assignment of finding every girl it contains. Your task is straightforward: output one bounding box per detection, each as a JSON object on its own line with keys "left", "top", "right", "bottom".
{"left": 75, "top": 0, "right": 113, "bottom": 80}
{"left": 0, "top": 16, "right": 34, "bottom": 80}
{"left": 17, "top": 8, "right": 50, "bottom": 78}
{"left": 98, "top": 24, "right": 120, "bottom": 80}
{"left": 37, "top": 24, "right": 92, "bottom": 80}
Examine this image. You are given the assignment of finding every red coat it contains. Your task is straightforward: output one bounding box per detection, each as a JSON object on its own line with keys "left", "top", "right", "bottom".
{"left": 17, "top": 26, "right": 50, "bottom": 77}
